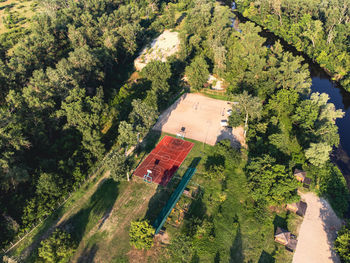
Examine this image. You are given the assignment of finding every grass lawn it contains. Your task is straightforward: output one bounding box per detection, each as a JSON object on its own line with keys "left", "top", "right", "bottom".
{"left": 199, "top": 88, "right": 233, "bottom": 101}
{"left": 9, "top": 131, "right": 303, "bottom": 262}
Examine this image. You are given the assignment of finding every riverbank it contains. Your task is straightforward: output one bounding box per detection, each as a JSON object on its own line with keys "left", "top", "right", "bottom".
{"left": 232, "top": 10, "right": 350, "bottom": 195}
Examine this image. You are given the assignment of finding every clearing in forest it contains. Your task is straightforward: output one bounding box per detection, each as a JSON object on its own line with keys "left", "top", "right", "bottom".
{"left": 0, "top": 0, "right": 37, "bottom": 34}
{"left": 153, "top": 93, "right": 245, "bottom": 147}
{"left": 134, "top": 30, "right": 180, "bottom": 71}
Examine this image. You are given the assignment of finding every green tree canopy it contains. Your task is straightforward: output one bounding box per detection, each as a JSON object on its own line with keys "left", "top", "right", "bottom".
{"left": 37, "top": 229, "right": 77, "bottom": 263}
{"left": 118, "top": 121, "right": 137, "bottom": 149}
{"left": 233, "top": 91, "right": 262, "bottom": 138}
{"left": 129, "top": 99, "right": 158, "bottom": 136}
{"left": 185, "top": 55, "right": 209, "bottom": 90}
{"left": 335, "top": 225, "right": 350, "bottom": 262}
{"left": 36, "top": 173, "right": 61, "bottom": 197}
{"left": 305, "top": 142, "right": 332, "bottom": 167}
{"left": 246, "top": 155, "right": 299, "bottom": 205}
{"left": 107, "top": 150, "right": 127, "bottom": 182}
{"left": 129, "top": 220, "right": 154, "bottom": 250}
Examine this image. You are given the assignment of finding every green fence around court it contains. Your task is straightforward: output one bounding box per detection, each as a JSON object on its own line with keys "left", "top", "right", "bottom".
{"left": 153, "top": 167, "right": 197, "bottom": 234}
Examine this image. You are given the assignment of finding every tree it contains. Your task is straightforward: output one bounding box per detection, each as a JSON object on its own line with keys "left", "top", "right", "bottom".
{"left": 301, "top": 15, "right": 323, "bottom": 48}
{"left": 129, "top": 99, "right": 158, "bottom": 136}
{"left": 305, "top": 142, "right": 332, "bottom": 167}
{"left": 0, "top": 107, "right": 29, "bottom": 190}
{"left": 58, "top": 87, "right": 105, "bottom": 159}
{"left": 36, "top": 173, "right": 61, "bottom": 197}
{"left": 118, "top": 121, "right": 137, "bottom": 155}
{"left": 129, "top": 220, "right": 154, "bottom": 250}
{"left": 335, "top": 225, "right": 350, "bottom": 263}
{"left": 293, "top": 92, "right": 344, "bottom": 147}
{"left": 247, "top": 156, "right": 299, "bottom": 205}
{"left": 272, "top": 50, "right": 311, "bottom": 95}
{"left": 233, "top": 91, "right": 262, "bottom": 138}
{"left": 185, "top": 56, "right": 209, "bottom": 90}
{"left": 228, "top": 110, "right": 243, "bottom": 127}
{"left": 37, "top": 229, "right": 77, "bottom": 263}
{"left": 140, "top": 61, "right": 171, "bottom": 85}
{"left": 106, "top": 150, "right": 127, "bottom": 182}
{"left": 267, "top": 89, "right": 299, "bottom": 117}
{"left": 141, "top": 61, "right": 172, "bottom": 107}
{"left": 317, "top": 163, "right": 350, "bottom": 217}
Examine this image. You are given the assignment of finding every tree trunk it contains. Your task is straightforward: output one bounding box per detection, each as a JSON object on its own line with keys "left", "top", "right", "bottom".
{"left": 244, "top": 112, "right": 249, "bottom": 138}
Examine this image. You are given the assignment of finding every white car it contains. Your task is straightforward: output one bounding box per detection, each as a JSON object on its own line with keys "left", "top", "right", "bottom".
{"left": 227, "top": 109, "right": 233, "bottom": 116}
{"left": 220, "top": 120, "right": 228, "bottom": 127}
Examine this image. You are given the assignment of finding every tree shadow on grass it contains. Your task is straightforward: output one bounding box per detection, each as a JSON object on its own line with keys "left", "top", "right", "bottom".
{"left": 60, "top": 179, "right": 119, "bottom": 244}
{"left": 143, "top": 157, "right": 203, "bottom": 232}
{"left": 214, "top": 251, "right": 221, "bottom": 263}
{"left": 191, "top": 252, "right": 200, "bottom": 263}
{"left": 143, "top": 183, "right": 177, "bottom": 223}
{"left": 258, "top": 250, "right": 275, "bottom": 263}
{"left": 230, "top": 225, "right": 244, "bottom": 263}
{"left": 183, "top": 187, "right": 206, "bottom": 237}
{"left": 77, "top": 244, "right": 98, "bottom": 263}
{"left": 273, "top": 214, "right": 287, "bottom": 232}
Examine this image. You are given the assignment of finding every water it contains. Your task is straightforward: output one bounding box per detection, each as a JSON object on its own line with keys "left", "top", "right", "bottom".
{"left": 232, "top": 10, "right": 350, "bottom": 176}
{"left": 259, "top": 27, "right": 350, "bottom": 162}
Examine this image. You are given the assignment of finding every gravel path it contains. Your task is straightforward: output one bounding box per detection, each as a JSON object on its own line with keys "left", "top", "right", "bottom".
{"left": 293, "top": 192, "right": 342, "bottom": 263}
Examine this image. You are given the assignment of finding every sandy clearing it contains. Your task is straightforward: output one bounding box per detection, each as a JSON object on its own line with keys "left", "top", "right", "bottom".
{"left": 293, "top": 192, "right": 342, "bottom": 263}
{"left": 153, "top": 93, "right": 245, "bottom": 147}
{"left": 134, "top": 30, "right": 180, "bottom": 71}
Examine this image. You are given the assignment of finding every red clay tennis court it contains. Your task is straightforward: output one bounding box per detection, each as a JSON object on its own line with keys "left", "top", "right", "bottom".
{"left": 133, "top": 136, "right": 194, "bottom": 186}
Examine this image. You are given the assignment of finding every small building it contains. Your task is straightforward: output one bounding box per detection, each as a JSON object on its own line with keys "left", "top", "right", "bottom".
{"left": 274, "top": 227, "right": 298, "bottom": 251}
{"left": 286, "top": 201, "right": 307, "bottom": 217}
{"left": 294, "top": 169, "right": 312, "bottom": 188}
{"left": 294, "top": 169, "right": 306, "bottom": 182}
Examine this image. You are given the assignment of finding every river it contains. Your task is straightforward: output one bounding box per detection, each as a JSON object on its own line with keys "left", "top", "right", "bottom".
{"left": 232, "top": 9, "right": 350, "bottom": 183}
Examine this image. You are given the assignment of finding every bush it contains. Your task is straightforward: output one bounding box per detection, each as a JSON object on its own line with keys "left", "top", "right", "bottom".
{"left": 129, "top": 220, "right": 154, "bottom": 250}
{"left": 228, "top": 110, "right": 243, "bottom": 127}
{"left": 317, "top": 163, "right": 350, "bottom": 217}
{"left": 335, "top": 225, "right": 350, "bottom": 263}
{"left": 37, "top": 229, "right": 77, "bottom": 263}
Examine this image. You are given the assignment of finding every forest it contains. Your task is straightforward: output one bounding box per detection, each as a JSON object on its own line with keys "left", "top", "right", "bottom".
{"left": 236, "top": 0, "right": 350, "bottom": 91}
{"left": 0, "top": 0, "right": 349, "bottom": 262}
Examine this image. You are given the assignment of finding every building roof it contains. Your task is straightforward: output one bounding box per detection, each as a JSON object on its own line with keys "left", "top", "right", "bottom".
{"left": 286, "top": 200, "right": 307, "bottom": 216}
{"left": 275, "top": 227, "right": 291, "bottom": 244}
{"left": 296, "top": 201, "right": 307, "bottom": 216}
{"left": 294, "top": 169, "right": 306, "bottom": 179}
{"left": 286, "top": 238, "right": 298, "bottom": 251}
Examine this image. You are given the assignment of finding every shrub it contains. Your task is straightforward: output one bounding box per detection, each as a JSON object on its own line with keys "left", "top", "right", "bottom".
{"left": 335, "top": 225, "right": 350, "bottom": 263}
{"left": 129, "top": 220, "right": 154, "bottom": 250}
{"left": 37, "top": 229, "right": 77, "bottom": 263}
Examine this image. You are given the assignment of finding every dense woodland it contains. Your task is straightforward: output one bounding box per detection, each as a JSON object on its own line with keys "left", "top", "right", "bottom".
{"left": 0, "top": 0, "right": 182, "bottom": 250}
{"left": 1, "top": 0, "right": 349, "bottom": 262}
{"left": 236, "top": 0, "right": 350, "bottom": 91}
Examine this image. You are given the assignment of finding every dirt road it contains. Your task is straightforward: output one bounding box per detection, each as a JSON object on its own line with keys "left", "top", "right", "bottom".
{"left": 293, "top": 192, "right": 342, "bottom": 263}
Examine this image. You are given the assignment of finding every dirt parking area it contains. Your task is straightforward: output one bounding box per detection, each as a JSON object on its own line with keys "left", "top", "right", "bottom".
{"left": 293, "top": 192, "right": 342, "bottom": 263}
{"left": 153, "top": 93, "right": 245, "bottom": 147}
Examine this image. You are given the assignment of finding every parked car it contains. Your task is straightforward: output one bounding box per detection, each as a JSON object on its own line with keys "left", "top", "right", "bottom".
{"left": 220, "top": 120, "right": 228, "bottom": 127}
